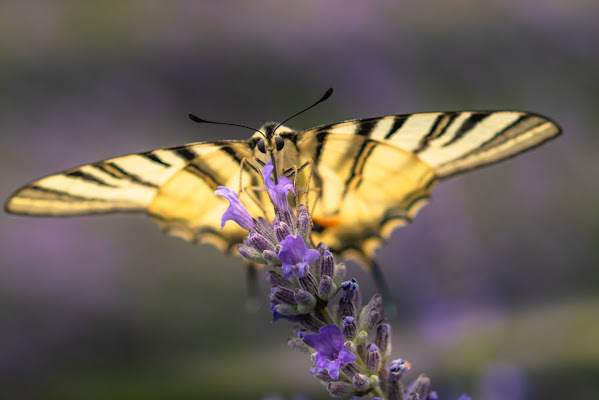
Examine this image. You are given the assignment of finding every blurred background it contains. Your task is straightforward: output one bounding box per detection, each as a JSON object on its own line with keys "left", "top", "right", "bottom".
{"left": 1, "top": 1, "right": 598, "bottom": 399}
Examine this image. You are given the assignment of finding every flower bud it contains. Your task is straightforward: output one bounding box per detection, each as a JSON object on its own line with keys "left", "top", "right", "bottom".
{"left": 340, "top": 362, "right": 360, "bottom": 379}
{"left": 361, "top": 307, "right": 380, "bottom": 333}
{"left": 262, "top": 250, "right": 279, "bottom": 265}
{"left": 311, "top": 367, "right": 335, "bottom": 382}
{"left": 337, "top": 301, "right": 356, "bottom": 319}
{"left": 338, "top": 279, "right": 357, "bottom": 319}
{"left": 248, "top": 232, "right": 273, "bottom": 253}
{"left": 352, "top": 373, "right": 370, "bottom": 392}
{"left": 297, "top": 206, "right": 311, "bottom": 239}
{"left": 327, "top": 382, "right": 357, "bottom": 399}
{"left": 408, "top": 374, "right": 430, "bottom": 400}
{"left": 287, "top": 337, "right": 310, "bottom": 353}
{"left": 369, "top": 375, "right": 380, "bottom": 390}
{"left": 276, "top": 209, "right": 295, "bottom": 230}
{"left": 299, "top": 314, "right": 323, "bottom": 333}
{"left": 318, "top": 275, "right": 336, "bottom": 301}
{"left": 265, "top": 271, "right": 291, "bottom": 288}
{"left": 319, "top": 250, "right": 335, "bottom": 277}
{"left": 338, "top": 301, "right": 355, "bottom": 320}
{"left": 254, "top": 217, "right": 276, "bottom": 242}
{"left": 366, "top": 344, "right": 382, "bottom": 375}
{"left": 297, "top": 204, "right": 308, "bottom": 214}
{"left": 341, "top": 316, "right": 357, "bottom": 341}
{"left": 355, "top": 331, "right": 368, "bottom": 345}
{"left": 407, "top": 393, "right": 419, "bottom": 400}
{"left": 375, "top": 323, "right": 391, "bottom": 359}
{"left": 270, "top": 285, "right": 296, "bottom": 305}
{"left": 344, "top": 340, "right": 357, "bottom": 354}
{"left": 341, "top": 279, "right": 357, "bottom": 302}
{"left": 237, "top": 244, "right": 265, "bottom": 263}
{"left": 317, "top": 241, "right": 328, "bottom": 254}
{"left": 359, "top": 294, "right": 382, "bottom": 331}
{"left": 428, "top": 391, "right": 439, "bottom": 399}
{"left": 274, "top": 304, "right": 299, "bottom": 316}
{"left": 387, "top": 369, "right": 406, "bottom": 400}
{"left": 274, "top": 221, "right": 292, "bottom": 242}
{"left": 294, "top": 288, "right": 317, "bottom": 312}
{"left": 299, "top": 273, "right": 318, "bottom": 295}
{"left": 333, "top": 262, "right": 346, "bottom": 285}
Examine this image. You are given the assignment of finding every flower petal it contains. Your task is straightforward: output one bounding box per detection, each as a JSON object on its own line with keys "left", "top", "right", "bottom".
{"left": 292, "top": 261, "right": 309, "bottom": 278}
{"left": 262, "top": 160, "right": 295, "bottom": 210}
{"left": 215, "top": 186, "right": 255, "bottom": 231}
{"left": 281, "top": 263, "right": 293, "bottom": 280}
{"left": 304, "top": 324, "right": 344, "bottom": 361}
{"left": 278, "top": 235, "right": 306, "bottom": 266}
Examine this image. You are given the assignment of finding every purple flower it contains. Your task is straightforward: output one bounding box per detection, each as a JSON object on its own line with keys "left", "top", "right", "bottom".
{"left": 278, "top": 235, "right": 320, "bottom": 279}
{"left": 304, "top": 324, "right": 357, "bottom": 380}
{"left": 215, "top": 186, "right": 255, "bottom": 231}
{"left": 390, "top": 358, "right": 412, "bottom": 375}
{"left": 263, "top": 160, "right": 295, "bottom": 211}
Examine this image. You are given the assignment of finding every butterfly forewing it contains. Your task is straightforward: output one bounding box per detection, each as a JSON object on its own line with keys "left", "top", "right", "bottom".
{"left": 147, "top": 141, "right": 266, "bottom": 250}
{"left": 5, "top": 110, "right": 560, "bottom": 267}
{"left": 5, "top": 140, "right": 263, "bottom": 251}
{"left": 297, "top": 111, "right": 560, "bottom": 263}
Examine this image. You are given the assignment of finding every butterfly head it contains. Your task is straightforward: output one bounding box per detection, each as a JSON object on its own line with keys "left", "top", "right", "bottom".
{"left": 252, "top": 122, "right": 299, "bottom": 182}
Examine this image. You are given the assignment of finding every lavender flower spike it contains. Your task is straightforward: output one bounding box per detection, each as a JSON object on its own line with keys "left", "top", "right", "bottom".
{"left": 278, "top": 235, "right": 320, "bottom": 279}
{"left": 304, "top": 324, "right": 357, "bottom": 380}
{"left": 215, "top": 186, "right": 255, "bottom": 231}
{"left": 263, "top": 160, "right": 296, "bottom": 211}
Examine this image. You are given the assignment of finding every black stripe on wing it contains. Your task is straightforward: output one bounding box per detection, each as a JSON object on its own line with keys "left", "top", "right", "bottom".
{"left": 141, "top": 152, "right": 172, "bottom": 167}
{"left": 65, "top": 170, "right": 118, "bottom": 188}
{"left": 441, "top": 113, "right": 491, "bottom": 148}
{"left": 436, "top": 113, "right": 561, "bottom": 178}
{"left": 185, "top": 164, "right": 221, "bottom": 189}
{"left": 173, "top": 147, "right": 198, "bottom": 161}
{"left": 414, "top": 112, "right": 460, "bottom": 154}
{"left": 384, "top": 116, "right": 408, "bottom": 139}
{"left": 96, "top": 162, "right": 159, "bottom": 188}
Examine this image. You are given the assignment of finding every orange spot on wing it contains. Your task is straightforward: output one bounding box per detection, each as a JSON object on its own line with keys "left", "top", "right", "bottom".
{"left": 312, "top": 215, "right": 341, "bottom": 228}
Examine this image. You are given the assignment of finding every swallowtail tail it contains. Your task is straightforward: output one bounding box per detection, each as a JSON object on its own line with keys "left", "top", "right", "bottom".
{"left": 5, "top": 109, "right": 561, "bottom": 267}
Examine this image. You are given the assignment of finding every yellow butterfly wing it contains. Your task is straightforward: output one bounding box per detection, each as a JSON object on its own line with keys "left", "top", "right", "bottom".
{"left": 5, "top": 141, "right": 264, "bottom": 252}
{"left": 297, "top": 111, "right": 561, "bottom": 264}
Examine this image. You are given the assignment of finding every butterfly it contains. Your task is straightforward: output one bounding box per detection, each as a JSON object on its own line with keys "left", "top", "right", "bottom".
{"left": 5, "top": 103, "right": 561, "bottom": 269}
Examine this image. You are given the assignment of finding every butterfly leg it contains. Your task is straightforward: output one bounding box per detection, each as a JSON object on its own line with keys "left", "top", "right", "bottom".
{"left": 282, "top": 158, "right": 316, "bottom": 209}
{"left": 244, "top": 262, "right": 262, "bottom": 313}
{"left": 237, "top": 157, "right": 262, "bottom": 195}
{"left": 235, "top": 157, "right": 272, "bottom": 218}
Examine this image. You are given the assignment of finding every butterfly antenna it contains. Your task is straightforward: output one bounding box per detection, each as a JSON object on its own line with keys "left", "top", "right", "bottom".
{"left": 188, "top": 114, "right": 266, "bottom": 138}
{"left": 274, "top": 88, "right": 333, "bottom": 133}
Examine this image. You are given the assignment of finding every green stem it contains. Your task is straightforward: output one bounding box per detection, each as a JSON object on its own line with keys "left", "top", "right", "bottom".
{"left": 320, "top": 307, "right": 335, "bottom": 325}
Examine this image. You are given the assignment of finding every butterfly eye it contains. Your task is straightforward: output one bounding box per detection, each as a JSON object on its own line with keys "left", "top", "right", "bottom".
{"left": 275, "top": 136, "right": 285, "bottom": 151}
{"left": 257, "top": 139, "right": 266, "bottom": 153}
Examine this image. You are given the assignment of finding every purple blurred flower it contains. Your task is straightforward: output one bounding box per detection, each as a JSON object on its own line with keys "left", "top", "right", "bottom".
{"left": 215, "top": 186, "right": 256, "bottom": 231}
{"left": 304, "top": 324, "right": 357, "bottom": 380}
{"left": 263, "top": 160, "right": 295, "bottom": 211}
{"left": 278, "top": 235, "right": 320, "bottom": 279}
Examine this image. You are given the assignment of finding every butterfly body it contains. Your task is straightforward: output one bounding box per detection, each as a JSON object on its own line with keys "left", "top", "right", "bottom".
{"left": 5, "top": 111, "right": 561, "bottom": 268}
